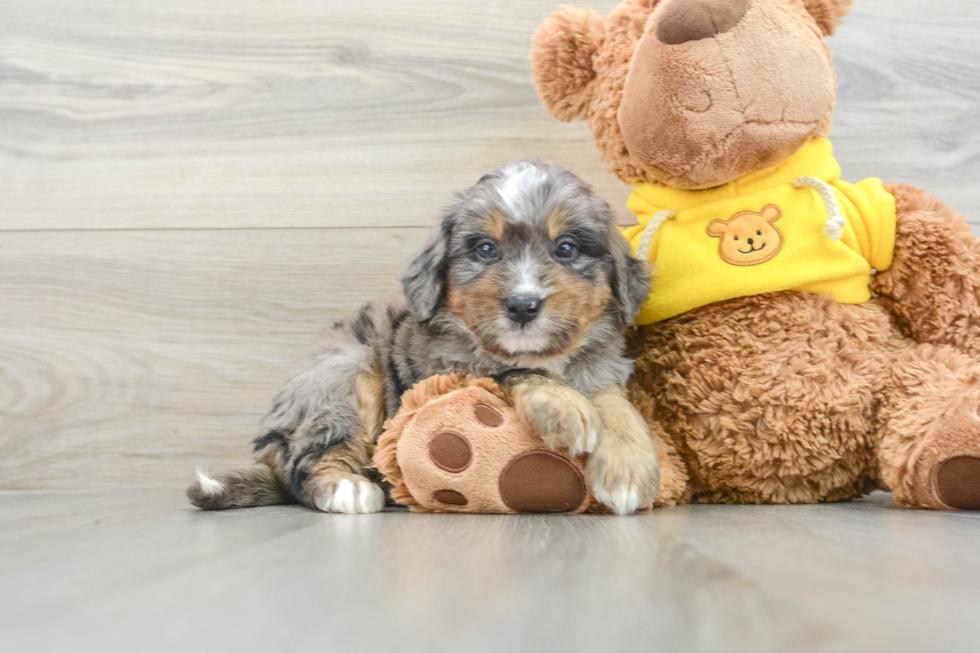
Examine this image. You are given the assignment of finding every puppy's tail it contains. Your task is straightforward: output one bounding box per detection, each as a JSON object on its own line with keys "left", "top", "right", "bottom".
{"left": 187, "top": 464, "right": 286, "bottom": 510}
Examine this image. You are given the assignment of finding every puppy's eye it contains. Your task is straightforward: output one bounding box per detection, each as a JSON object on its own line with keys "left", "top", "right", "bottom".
{"left": 475, "top": 240, "right": 498, "bottom": 260}
{"left": 555, "top": 241, "right": 578, "bottom": 260}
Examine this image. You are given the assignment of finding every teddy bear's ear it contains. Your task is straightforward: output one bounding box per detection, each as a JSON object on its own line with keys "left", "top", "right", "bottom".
{"left": 800, "top": 0, "right": 855, "bottom": 36}
{"left": 531, "top": 7, "right": 606, "bottom": 122}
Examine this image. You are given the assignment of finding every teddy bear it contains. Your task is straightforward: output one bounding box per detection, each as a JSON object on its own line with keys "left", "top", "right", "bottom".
{"left": 525, "top": 0, "right": 980, "bottom": 510}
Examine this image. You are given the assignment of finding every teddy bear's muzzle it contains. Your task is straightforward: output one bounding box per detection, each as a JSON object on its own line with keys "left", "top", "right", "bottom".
{"left": 654, "top": 0, "right": 750, "bottom": 46}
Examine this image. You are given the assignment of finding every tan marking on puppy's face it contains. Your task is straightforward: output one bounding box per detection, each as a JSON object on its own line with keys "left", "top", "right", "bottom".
{"left": 708, "top": 205, "right": 784, "bottom": 266}
{"left": 480, "top": 211, "right": 507, "bottom": 241}
{"left": 539, "top": 265, "right": 614, "bottom": 354}
{"left": 447, "top": 264, "right": 509, "bottom": 331}
{"left": 546, "top": 209, "right": 569, "bottom": 241}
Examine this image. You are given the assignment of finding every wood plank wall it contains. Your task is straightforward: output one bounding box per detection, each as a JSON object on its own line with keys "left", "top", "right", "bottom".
{"left": 3, "top": 0, "right": 980, "bottom": 489}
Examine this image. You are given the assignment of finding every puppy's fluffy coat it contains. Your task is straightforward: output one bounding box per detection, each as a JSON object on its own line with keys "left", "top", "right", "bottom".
{"left": 188, "top": 161, "right": 660, "bottom": 515}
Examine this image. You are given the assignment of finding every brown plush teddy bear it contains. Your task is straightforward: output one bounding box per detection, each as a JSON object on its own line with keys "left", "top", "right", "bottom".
{"left": 529, "top": 0, "right": 980, "bottom": 510}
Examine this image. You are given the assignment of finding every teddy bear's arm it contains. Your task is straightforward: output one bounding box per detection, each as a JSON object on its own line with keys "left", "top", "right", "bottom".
{"left": 872, "top": 184, "right": 980, "bottom": 357}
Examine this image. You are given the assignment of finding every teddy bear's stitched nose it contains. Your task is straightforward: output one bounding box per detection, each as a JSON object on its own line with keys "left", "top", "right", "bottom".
{"left": 656, "top": 0, "right": 750, "bottom": 45}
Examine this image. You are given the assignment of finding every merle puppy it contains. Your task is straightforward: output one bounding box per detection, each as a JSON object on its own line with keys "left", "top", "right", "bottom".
{"left": 188, "top": 161, "right": 661, "bottom": 515}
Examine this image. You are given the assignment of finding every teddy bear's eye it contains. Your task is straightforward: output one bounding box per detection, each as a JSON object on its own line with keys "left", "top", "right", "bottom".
{"left": 757, "top": 230, "right": 762, "bottom": 236}
{"left": 733, "top": 236, "right": 739, "bottom": 241}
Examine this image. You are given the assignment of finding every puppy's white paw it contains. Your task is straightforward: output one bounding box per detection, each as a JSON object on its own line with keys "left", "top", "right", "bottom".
{"left": 591, "top": 484, "right": 644, "bottom": 517}
{"left": 315, "top": 478, "right": 385, "bottom": 514}
{"left": 516, "top": 383, "right": 601, "bottom": 456}
{"left": 586, "top": 442, "right": 660, "bottom": 516}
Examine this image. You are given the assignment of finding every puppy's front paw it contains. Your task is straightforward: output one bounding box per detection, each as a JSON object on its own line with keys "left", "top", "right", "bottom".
{"left": 314, "top": 476, "right": 385, "bottom": 514}
{"left": 586, "top": 439, "right": 660, "bottom": 516}
{"left": 514, "top": 383, "right": 601, "bottom": 456}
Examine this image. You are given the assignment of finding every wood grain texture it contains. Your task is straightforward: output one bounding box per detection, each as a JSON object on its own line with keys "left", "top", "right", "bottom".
{"left": 2, "top": 0, "right": 980, "bottom": 489}
{"left": 2, "top": 0, "right": 980, "bottom": 231}
{"left": 1, "top": 491, "right": 979, "bottom": 653}
{"left": 0, "top": 228, "right": 423, "bottom": 489}
{"left": 0, "top": 0, "right": 632, "bottom": 231}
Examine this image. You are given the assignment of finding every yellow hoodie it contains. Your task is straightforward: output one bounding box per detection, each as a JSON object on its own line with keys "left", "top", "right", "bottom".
{"left": 621, "top": 138, "right": 897, "bottom": 325}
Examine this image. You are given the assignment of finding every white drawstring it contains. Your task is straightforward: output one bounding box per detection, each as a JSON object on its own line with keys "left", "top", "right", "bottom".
{"left": 793, "top": 176, "right": 845, "bottom": 241}
{"left": 635, "top": 210, "right": 676, "bottom": 262}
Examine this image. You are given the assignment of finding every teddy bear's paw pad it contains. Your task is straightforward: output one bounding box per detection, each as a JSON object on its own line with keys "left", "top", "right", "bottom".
{"left": 499, "top": 451, "right": 587, "bottom": 513}
{"left": 428, "top": 431, "right": 472, "bottom": 473}
{"left": 474, "top": 403, "right": 504, "bottom": 428}
{"left": 934, "top": 456, "right": 980, "bottom": 510}
{"left": 433, "top": 490, "right": 468, "bottom": 506}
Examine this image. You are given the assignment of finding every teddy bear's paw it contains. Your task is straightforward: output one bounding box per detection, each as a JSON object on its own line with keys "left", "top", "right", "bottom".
{"left": 313, "top": 476, "right": 385, "bottom": 514}
{"left": 513, "top": 383, "right": 601, "bottom": 456}
{"left": 933, "top": 456, "right": 980, "bottom": 510}
{"left": 499, "top": 451, "right": 589, "bottom": 513}
{"left": 586, "top": 439, "right": 660, "bottom": 516}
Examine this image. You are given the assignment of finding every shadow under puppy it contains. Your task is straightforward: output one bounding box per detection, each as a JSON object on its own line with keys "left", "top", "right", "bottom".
{"left": 187, "top": 161, "right": 659, "bottom": 515}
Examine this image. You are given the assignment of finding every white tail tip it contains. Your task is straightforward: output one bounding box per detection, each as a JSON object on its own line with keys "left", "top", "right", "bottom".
{"left": 195, "top": 466, "right": 225, "bottom": 496}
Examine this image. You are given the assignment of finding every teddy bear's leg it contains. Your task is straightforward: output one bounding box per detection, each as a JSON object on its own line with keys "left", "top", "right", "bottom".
{"left": 879, "top": 343, "right": 980, "bottom": 510}
{"left": 873, "top": 184, "right": 980, "bottom": 357}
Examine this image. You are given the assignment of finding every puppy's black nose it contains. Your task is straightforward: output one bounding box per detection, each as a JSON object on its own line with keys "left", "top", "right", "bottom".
{"left": 504, "top": 295, "right": 543, "bottom": 326}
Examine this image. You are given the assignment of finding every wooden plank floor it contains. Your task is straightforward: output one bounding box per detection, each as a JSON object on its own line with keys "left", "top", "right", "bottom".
{"left": 3, "top": 0, "right": 980, "bottom": 490}
{"left": 1, "top": 490, "right": 978, "bottom": 653}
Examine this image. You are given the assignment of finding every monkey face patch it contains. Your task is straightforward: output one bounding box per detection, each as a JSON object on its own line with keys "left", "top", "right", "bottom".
{"left": 707, "top": 205, "right": 784, "bottom": 266}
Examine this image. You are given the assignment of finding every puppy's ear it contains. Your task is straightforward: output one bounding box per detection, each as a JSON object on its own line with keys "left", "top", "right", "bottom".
{"left": 402, "top": 208, "right": 456, "bottom": 322}
{"left": 532, "top": 7, "right": 606, "bottom": 122}
{"left": 610, "top": 226, "right": 652, "bottom": 327}
{"left": 800, "top": 0, "right": 854, "bottom": 36}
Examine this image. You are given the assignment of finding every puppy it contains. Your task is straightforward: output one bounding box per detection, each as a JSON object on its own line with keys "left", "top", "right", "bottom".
{"left": 187, "top": 161, "right": 660, "bottom": 515}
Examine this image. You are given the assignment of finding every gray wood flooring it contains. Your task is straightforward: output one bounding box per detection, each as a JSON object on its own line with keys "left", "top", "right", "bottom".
{"left": 2, "top": 491, "right": 978, "bottom": 653}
